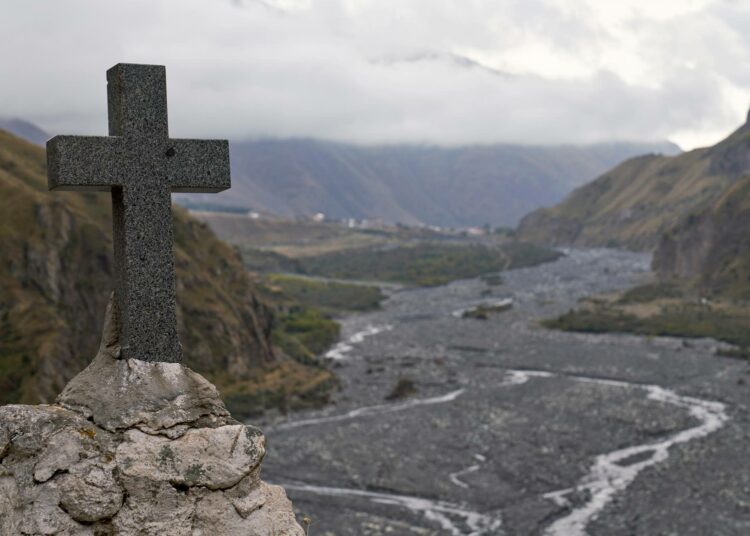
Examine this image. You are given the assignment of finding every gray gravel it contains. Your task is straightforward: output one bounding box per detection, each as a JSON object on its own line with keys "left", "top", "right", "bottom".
{"left": 260, "top": 249, "right": 750, "bottom": 535}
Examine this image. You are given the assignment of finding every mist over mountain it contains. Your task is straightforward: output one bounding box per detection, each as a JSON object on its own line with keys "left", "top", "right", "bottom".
{"left": 177, "top": 139, "right": 681, "bottom": 228}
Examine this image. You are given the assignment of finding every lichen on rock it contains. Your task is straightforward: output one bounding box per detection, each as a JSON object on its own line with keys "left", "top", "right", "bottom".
{"left": 0, "top": 299, "right": 305, "bottom": 535}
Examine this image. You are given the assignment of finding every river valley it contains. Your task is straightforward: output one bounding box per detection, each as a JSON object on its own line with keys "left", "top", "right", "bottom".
{"left": 259, "top": 249, "right": 750, "bottom": 535}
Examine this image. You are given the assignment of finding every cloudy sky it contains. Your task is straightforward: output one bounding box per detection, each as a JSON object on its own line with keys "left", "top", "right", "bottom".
{"left": 1, "top": 0, "right": 749, "bottom": 149}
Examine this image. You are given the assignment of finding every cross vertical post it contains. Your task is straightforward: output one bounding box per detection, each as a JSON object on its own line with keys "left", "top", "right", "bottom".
{"left": 47, "top": 63, "right": 231, "bottom": 362}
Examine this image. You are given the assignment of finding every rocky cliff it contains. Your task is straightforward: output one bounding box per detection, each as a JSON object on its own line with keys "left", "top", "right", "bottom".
{"left": 0, "top": 128, "right": 332, "bottom": 414}
{"left": 0, "top": 300, "right": 304, "bottom": 535}
{"left": 653, "top": 173, "right": 750, "bottom": 299}
{"left": 517, "top": 113, "right": 750, "bottom": 251}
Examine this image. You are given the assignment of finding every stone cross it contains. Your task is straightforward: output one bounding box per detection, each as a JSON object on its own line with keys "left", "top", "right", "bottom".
{"left": 47, "top": 63, "right": 230, "bottom": 363}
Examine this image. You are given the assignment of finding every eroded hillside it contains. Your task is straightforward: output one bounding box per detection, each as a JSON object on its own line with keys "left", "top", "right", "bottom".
{"left": 654, "top": 173, "right": 750, "bottom": 299}
{"left": 0, "top": 129, "right": 333, "bottom": 415}
{"left": 518, "top": 114, "right": 750, "bottom": 251}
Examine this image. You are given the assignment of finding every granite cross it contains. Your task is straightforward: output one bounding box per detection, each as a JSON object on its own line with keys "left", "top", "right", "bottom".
{"left": 46, "top": 63, "right": 230, "bottom": 363}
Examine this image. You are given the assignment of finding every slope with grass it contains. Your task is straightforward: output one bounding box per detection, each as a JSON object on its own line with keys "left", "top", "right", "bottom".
{"left": 654, "top": 173, "right": 750, "bottom": 300}
{"left": 196, "top": 211, "right": 562, "bottom": 287}
{"left": 295, "top": 242, "right": 561, "bottom": 287}
{"left": 547, "top": 146, "right": 750, "bottom": 355}
{"left": 518, "top": 112, "right": 750, "bottom": 251}
{"left": 0, "top": 129, "right": 334, "bottom": 417}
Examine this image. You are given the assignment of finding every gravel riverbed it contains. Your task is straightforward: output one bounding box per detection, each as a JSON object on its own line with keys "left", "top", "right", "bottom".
{"left": 259, "top": 249, "right": 750, "bottom": 535}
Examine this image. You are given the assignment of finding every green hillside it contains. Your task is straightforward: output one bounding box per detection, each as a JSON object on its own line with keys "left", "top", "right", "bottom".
{"left": 0, "top": 129, "right": 334, "bottom": 416}
{"left": 519, "top": 111, "right": 750, "bottom": 354}
{"left": 518, "top": 115, "right": 750, "bottom": 251}
{"left": 654, "top": 173, "right": 750, "bottom": 299}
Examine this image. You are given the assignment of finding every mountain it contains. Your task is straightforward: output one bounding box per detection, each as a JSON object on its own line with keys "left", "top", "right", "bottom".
{"left": 176, "top": 139, "right": 680, "bottom": 228}
{"left": 518, "top": 113, "right": 750, "bottom": 251}
{"left": 0, "top": 128, "right": 332, "bottom": 412}
{"left": 0, "top": 118, "right": 49, "bottom": 146}
{"left": 653, "top": 173, "right": 750, "bottom": 299}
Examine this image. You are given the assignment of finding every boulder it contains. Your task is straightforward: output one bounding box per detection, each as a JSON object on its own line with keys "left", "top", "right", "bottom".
{"left": 0, "top": 299, "right": 304, "bottom": 535}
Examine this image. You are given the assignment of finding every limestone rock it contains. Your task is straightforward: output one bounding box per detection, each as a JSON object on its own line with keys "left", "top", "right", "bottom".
{"left": 0, "top": 304, "right": 305, "bottom": 535}
{"left": 57, "top": 297, "right": 233, "bottom": 437}
{"left": 57, "top": 349, "right": 232, "bottom": 436}
{"left": 191, "top": 482, "right": 302, "bottom": 536}
{"left": 58, "top": 460, "right": 123, "bottom": 523}
{"left": 0, "top": 399, "right": 303, "bottom": 536}
{"left": 116, "top": 425, "right": 265, "bottom": 490}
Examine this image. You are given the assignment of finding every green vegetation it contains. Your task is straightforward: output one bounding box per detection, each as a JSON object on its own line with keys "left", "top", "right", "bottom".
{"left": 254, "top": 273, "right": 384, "bottom": 369}
{"left": 240, "top": 248, "right": 303, "bottom": 274}
{"left": 195, "top": 211, "right": 562, "bottom": 288}
{"left": 258, "top": 275, "right": 340, "bottom": 367}
{"left": 462, "top": 301, "right": 513, "bottom": 320}
{"left": 0, "top": 128, "right": 337, "bottom": 415}
{"left": 214, "top": 359, "right": 339, "bottom": 419}
{"left": 176, "top": 200, "right": 250, "bottom": 213}
{"left": 517, "top": 118, "right": 750, "bottom": 250}
{"left": 271, "top": 307, "right": 340, "bottom": 366}
{"left": 617, "top": 282, "right": 683, "bottom": 304}
{"left": 501, "top": 241, "right": 565, "bottom": 269}
{"left": 385, "top": 377, "right": 417, "bottom": 401}
{"left": 543, "top": 300, "right": 750, "bottom": 352}
{"left": 296, "top": 242, "right": 561, "bottom": 287}
{"left": 266, "top": 274, "right": 384, "bottom": 314}
{"left": 298, "top": 243, "right": 498, "bottom": 286}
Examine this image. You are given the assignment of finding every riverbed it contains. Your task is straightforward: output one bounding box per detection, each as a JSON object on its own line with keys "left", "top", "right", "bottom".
{"left": 260, "top": 249, "right": 750, "bottom": 535}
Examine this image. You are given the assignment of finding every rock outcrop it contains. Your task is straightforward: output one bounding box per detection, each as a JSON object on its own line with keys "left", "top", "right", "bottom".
{"left": 653, "top": 174, "right": 750, "bottom": 299}
{"left": 0, "top": 300, "right": 304, "bottom": 535}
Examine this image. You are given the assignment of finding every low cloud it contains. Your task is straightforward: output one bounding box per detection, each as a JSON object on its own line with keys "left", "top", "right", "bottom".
{"left": 0, "top": 0, "right": 747, "bottom": 149}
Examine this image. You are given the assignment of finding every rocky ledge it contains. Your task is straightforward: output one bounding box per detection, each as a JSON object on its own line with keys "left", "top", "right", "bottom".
{"left": 0, "top": 300, "right": 304, "bottom": 535}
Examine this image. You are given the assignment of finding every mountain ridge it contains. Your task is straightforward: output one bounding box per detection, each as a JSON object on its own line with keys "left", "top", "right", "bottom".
{"left": 517, "top": 115, "right": 750, "bottom": 250}
{"left": 4, "top": 119, "right": 679, "bottom": 228}
{"left": 176, "top": 138, "right": 681, "bottom": 228}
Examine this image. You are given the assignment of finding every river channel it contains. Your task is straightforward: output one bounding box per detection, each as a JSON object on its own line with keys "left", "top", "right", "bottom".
{"left": 260, "top": 249, "right": 750, "bottom": 535}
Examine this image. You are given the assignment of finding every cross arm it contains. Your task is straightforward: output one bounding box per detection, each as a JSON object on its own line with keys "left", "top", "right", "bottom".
{"left": 167, "top": 139, "right": 230, "bottom": 193}
{"left": 47, "top": 135, "right": 125, "bottom": 191}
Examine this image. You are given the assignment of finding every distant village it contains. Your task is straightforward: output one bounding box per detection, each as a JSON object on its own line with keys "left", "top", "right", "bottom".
{"left": 183, "top": 198, "right": 500, "bottom": 237}
{"left": 245, "top": 208, "right": 493, "bottom": 236}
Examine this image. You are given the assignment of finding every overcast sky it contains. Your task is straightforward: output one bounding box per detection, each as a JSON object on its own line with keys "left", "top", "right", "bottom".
{"left": 1, "top": 0, "right": 749, "bottom": 149}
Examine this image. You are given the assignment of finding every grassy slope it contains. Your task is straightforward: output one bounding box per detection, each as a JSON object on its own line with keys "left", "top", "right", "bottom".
{"left": 197, "top": 211, "right": 561, "bottom": 287}
{"left": 194, "top": 211, "right": 442, "bottom": 258}
{"left": 295, "top": 242, "right": 562, "bottom": 287}
{"left": 542, "top": 282, "right": 750, "bottom": 352}
{"left": 654, "top": 173, "right": 750, "bottom": 299}
{"left": 265, "top": 274, "right": 384, "bottom": 314}
{"left": 0, "top": 129, "right": 334, "bottom": 415}
{"left": 518, "top": 120, "right": 750, "bottom": 251}
{"left": 533, "top": 161, "right": 750, "bottom": 353}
